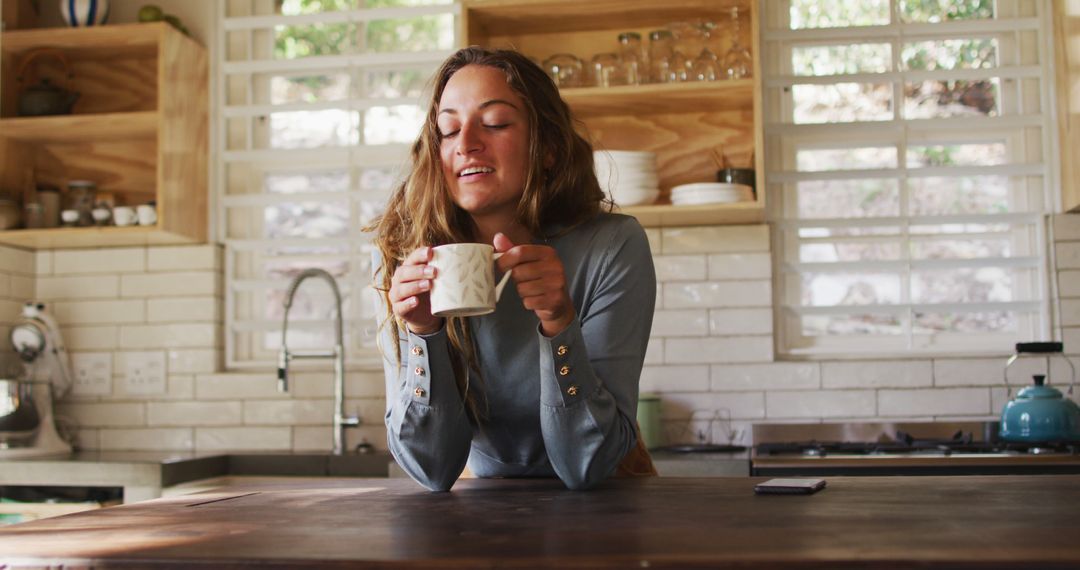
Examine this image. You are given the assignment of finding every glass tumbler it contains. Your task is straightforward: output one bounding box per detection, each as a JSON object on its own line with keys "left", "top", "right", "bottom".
{"left": 648, "top": 29, "right": 676, "bottom": 84}
{"left": 617, "top": 32, "right": 645, "bottom": 85}
{"left": 543, "top": 53, "right": 585, "bottom": 88}
{"left": 591, "top": 52, "right": 625, "bottom": 87}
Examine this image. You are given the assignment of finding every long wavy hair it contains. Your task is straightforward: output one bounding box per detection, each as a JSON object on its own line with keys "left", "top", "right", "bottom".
{"left": 368, "top": 47, "right": 607, "bottom": 421}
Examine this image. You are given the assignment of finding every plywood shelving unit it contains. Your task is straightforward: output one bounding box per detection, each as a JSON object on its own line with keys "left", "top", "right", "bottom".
{"left": 463, "top": 0, "right": 763, "bottom": 227}
{"left": 0, "top": 22, "right": 207, "bottom": 249}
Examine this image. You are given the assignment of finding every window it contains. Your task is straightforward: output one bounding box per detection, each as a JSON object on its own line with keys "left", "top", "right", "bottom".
{"left": 763, "top": 0, "right": 1056, "bottom": 357}
{"left": 218, "top": 0, "right": 459, "bottom": 367}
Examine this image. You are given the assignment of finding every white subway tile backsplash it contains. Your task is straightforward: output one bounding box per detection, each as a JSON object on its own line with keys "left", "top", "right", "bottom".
{"left": 54, "top": 300, "right": 145, "bottom": 325}
{"left": 1056, "top": 242, "right": 1080, "bottom": 270}
{"left": 1052, "top": 214, "right": 1080, "bottom": 241}
{"left": 878, "top": 388, "right": 990, "bottom": 416}
{"left": 662, "top": 225, "right": 769, "bottom": 254}
{"left": 664, "top": 281, "right": 771, "bottom": 309}
{"left": 712, "top": 362, "right": 820, "bottom": 391}
{"left": 289, "top": 370, "right": 386, "bottom": 399}
{"left": 167, "top": 349, "right": 221, "bottom": 374}
{"left": 148, "top": 401, "right": 242, "bottom": 426}
{"left": 639, "top": 365, "right": 710, "bottom": 392}
{"left": 34, "top": 251, "right": 52, "bottom": 276}
{"left": 822, "top": 360, "right": 932, "bottom": 389}
{"left": 644, "top": 228, "right": 661, "bottom": 256}
{"left": 660, "top": 391, "right": 765, "bottom": 420}
{"left": 0, "top": 246, "right": 34, "bottom": 273}
{"left": 654, "top": 255, "right": 707, "bottom": 281}
{"left": 100, "top": 428, "right": 194, "bottom": 451}
{"left": 665, "top": 336, "right": 773, "bottom": 364}
{"left": 195, "top": 427, "right": 291, "bottom": 451}
{"left": 147, "top": 245, "right": 221, "bottom": 272}
{"left": 147, "top": 297, "right": 221, "bottom": 323}
{"left": 1063, "top": 327, "right": 1080, "bottom": 356}
{"left": 766, "top": 390, "right": 877, "bottom": 419}
{"left": 244, "top": 399, "right": 332, "bottom": 425}
{"left": 37, "top": 275, "right": 119, "bottom": 299}
{"left": 119, "top": 323, "right": 219, "bottom": 348}
{"left": 53, "top": 248, "right": 146, "bottom": 275}
{"left": 933, "top": 358, "right": 1007, "bottom": 387}
{"left": 62, "top": 326, "right": 119, "bottom": 351}
{"left": 58, "top": 402, "right": 145, "bottom": 427}
{"left": 709, "top": 308, "right": 773, "bottom": 335}
{"left": 196, "top": 373, "right": 283, "bottom": 400}
{"left": 707, "top": 253, "right": 771, "bottom": 280}
{"left": 1062, "top": 299, "right": 1080, "bottom": 326}
{"left": 1058, "top": 271, "right": 1080, "bottom": 297}
{"left": 644, "top": 338, "right": 664, "bottom": 365}
{"left": 651, "top": 310, "right": 709, "bottom": 337}
{"left": 121, "top": 272, "right": 220, "bottom": 297}
{"left": 10, "top": 275, "right": 33, "bottom": 298}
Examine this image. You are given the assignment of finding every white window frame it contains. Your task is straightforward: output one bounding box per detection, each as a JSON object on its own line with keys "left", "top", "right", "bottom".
{"left": 215, "top": 0, "right": 460, "bottom": 369}
{"left": 762, "top": 0, "right": 1060, "bottom": 359}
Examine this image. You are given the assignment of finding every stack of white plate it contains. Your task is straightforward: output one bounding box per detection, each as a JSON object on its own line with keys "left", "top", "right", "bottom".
{"left": 670, "top": 182, "right": 753, "bottom": 206}
{"left": 593, "top": 150, "right": 660, "bottom": 207}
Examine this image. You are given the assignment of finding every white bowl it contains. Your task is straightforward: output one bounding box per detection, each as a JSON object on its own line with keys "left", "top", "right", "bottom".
{"left": 611, "top": 187, "right": 660, "bottom": 207}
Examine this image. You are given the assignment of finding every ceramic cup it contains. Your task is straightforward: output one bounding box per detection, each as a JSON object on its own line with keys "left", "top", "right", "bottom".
{"left": 60, "top": 209, "right": 80, "bottom": 226}
{"left": 91, "top": 207, "right": 111, "bottom": 225}
{"left": 136, "top": 204, "right": 157, "bottom": 226}
{"left": 428, "top": 244, "right": 513, "bottom": 317}
{"left": 113, "top": 206, "right": 137, "bottom": 227}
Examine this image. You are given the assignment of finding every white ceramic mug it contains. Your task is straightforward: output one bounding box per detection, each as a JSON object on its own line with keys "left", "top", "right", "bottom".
{"left": 136, "top": 204, "right": 157, "bottom": 226}
{"left": 428, "top": 244, "right": 513, "bottom": 317}
{"left": 113, "top": 206, "right": 137, "bottom": 226}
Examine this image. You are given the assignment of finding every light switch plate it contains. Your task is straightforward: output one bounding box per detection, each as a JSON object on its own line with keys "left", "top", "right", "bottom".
{"left": 71, "top": 352, "right": 112, "bottom": 396}
{"left": 124, "top": 351, "right": 167, "bottom": 395}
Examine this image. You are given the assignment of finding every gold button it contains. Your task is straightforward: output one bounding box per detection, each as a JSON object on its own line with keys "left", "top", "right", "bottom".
{"left": 557, "top": 345, "right": 568, "bottom": 356}
{"left": 414, "top": 387, "right": 425, "bottom": 397}
{"left": 414, "top": 366, "right": 425, "bottom": 376}
{"left": 559, "top": 365, "right": 571, "bottom": 376}
{"left": 411, "top": 346, "right": 423, "bottom": 356}
{"left": 566, "top": 385, "right": 579, "bottom": 396}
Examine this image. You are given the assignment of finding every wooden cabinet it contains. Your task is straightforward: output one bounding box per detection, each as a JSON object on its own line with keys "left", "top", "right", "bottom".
{"left": 462, "top": 0, "right": 763, "bottom": 227}
{"left": 1056, "top": 0, "right": 1080, "bottom": 213}
{"left": 0, "top": 22, "right": 207, "bottom": 249}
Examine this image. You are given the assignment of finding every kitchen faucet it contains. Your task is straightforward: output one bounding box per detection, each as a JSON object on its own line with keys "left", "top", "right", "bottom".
{"left": 277, "top": 268, "right": 359, "bottom": 455}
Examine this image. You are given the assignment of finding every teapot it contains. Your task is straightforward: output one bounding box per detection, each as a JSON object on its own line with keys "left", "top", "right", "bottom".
{"left": 17, "top": 48, "right": 80, "bottom": 117}
{"left": 999, "top": 342, "right": 1080, "bottom": 442}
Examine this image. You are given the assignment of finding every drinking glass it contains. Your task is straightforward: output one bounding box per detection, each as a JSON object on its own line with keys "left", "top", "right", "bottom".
{"left": 591, "top": 52, "right": 625, "bottom": 87}
{"left": 648, "top": 30, "right": 676, "bottom": 84}
{"left": 723, "top": 6, "right": 753, "bottom": 80}
{"left": 617, "top": 32, "right": 645, "bottom": 85}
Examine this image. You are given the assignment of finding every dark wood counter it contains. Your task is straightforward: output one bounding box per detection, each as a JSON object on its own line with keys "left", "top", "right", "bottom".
{"left": 2, "top": 475, "right": 1079, "bottom": 569}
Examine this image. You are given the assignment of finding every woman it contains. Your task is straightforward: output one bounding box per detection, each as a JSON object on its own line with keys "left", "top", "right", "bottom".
{"left": 371, "top": 47, "right": 656, "bottom": 491}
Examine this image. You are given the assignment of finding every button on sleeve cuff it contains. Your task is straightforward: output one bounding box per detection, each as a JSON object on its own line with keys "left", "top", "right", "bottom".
{"left": 537, "top": 319, "right": 597, "bottom": 407}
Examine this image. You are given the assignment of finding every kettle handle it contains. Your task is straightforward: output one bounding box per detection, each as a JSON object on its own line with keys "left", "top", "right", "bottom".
{"left": 1015, "top": 342, "right": 1064, "bottom": 354}
{"left": 17, "top": 48, "right": 75, "bottom": 84}
{"left": 1004, "top": 342, "right": 1076, "bottom": 397}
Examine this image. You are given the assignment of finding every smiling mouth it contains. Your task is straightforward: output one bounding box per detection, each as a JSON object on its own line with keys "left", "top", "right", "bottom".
{"left": 458, "top": 166, "right": 494, "bottom": 179}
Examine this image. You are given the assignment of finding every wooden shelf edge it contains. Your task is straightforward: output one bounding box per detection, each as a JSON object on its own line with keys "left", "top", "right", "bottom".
{"left": 562, "top": 80, "right": 754, "bottom": 116}
{"left": 0, "top": 226, "right": 200, "bottom": 250}
{"left": 0, "top": 111, "right": 159, "bottom": 143}
{"left": 617, "top": 201, "right": 764, "bottom": 227}
{"left": 0, "top": 22, "right": 167, "bottom": 55}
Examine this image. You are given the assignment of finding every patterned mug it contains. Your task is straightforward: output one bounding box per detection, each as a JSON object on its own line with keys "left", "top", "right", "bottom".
{"left": 428, "top": 243, "right": 512, "bottom": 317}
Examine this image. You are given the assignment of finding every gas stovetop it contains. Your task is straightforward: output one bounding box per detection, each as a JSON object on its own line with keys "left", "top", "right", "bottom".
{"left": 750, "top": 422, "right": 1080, "bottom": 476}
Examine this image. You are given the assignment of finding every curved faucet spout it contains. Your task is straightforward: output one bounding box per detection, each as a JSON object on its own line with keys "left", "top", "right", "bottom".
{"left": 278, "top": 268, "right": 356, "bottom": 455}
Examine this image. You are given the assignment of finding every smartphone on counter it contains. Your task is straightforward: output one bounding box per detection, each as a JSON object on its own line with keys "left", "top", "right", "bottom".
{"left": 753, "top": 478, "right": 826, "bottom": 495}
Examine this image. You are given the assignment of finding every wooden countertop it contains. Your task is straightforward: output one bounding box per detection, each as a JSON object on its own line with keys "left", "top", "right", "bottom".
{"left": 2, "top": 476, "right": 1079, "bottom": 569}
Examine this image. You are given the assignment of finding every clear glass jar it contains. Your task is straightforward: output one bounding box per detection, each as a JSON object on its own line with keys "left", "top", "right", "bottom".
{"left": 542, "top": 53, "right": 585, "bottom": 88}
{"left": 591, "top": 52, "right": 625, "bottom": 87}
{"left": 66, "top": 180, "right": 97, "bottom": 227}
{"left": 617, "top": 32, "right": 645, "bottom": 85}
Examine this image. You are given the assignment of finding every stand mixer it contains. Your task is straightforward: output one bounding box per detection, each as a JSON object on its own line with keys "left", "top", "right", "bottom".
{"left": 0, "top": 302, "right": 74, "bottom": 458}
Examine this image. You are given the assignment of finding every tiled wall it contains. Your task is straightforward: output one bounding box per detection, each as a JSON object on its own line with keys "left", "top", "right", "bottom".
{"left": 2, "top": 213, "right": 1078, "bottom": 453}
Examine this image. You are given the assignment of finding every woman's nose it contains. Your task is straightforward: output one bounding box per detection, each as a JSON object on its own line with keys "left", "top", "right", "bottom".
{"left": 456, "top": 123, "right": 483, "bottom": 155}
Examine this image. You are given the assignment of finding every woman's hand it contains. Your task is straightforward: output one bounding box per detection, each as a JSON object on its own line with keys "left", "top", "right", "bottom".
{"left": 389, "top": 246, "right": 444, "bottom": 335}
{"left": 494, "top": 233, "right": 575, "bottom": 337}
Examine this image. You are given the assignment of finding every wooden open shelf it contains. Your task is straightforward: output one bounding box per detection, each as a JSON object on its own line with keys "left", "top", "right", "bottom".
{"left": 562, "top": 80, "right": 753, "bottom": 118}
{"left": 620, "top": 201, "right": 763, "bottom": 227}
{"left": 464, "top": 0, "right": 763, "bottom": 228}
{"left": 0, "top": 111, "right": 158, "bottom": 143}
{"left": 0, "top": 22, "right": 207, "bottom": 249}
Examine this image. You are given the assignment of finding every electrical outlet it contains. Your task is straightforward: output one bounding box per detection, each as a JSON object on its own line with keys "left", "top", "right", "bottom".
{"left": 71, "top": 352, "right": 112, "bottom": 396}
{"left": 124, "top": 352, "right": 167, "bottom": 395}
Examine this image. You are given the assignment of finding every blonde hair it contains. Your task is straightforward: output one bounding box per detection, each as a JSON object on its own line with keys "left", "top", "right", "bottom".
{"left": 368, "top": 47, "right": 607, "bottom": 420}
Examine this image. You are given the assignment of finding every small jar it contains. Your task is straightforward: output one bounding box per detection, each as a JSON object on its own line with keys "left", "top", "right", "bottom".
{"left": 0, "top": 199, "right": 20, "bottom": 230}
{"left": 37, "top": 185, "right": 61, "bottom": 228}
{"left": 66, "top": 180, "right": 96, "bottom": 226}
{"left": 23, "top": 203, "right": 44, "bottom": 229}
{"left": 617, "top": 32, "right": 645, "bottom": 85}
{"left": 591, "top": 52, "right": 625, "bottom": 88}
{"left": 542, "top": 53, "right": 584, "bottom": 88}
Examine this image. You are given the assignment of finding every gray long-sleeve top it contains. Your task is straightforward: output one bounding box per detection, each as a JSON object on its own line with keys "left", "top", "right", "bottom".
{"left": 380, "top": 213, "right": 656, "bottom": 491}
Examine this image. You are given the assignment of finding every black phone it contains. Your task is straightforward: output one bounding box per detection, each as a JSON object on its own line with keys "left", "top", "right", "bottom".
{"left": 753, "top": 478, "right": 826, "bottom": 495}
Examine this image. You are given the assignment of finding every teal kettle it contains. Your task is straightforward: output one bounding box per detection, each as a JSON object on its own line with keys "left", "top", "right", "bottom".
{"left": 999, "top": 342, "right": 1080, "bottom": 443}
